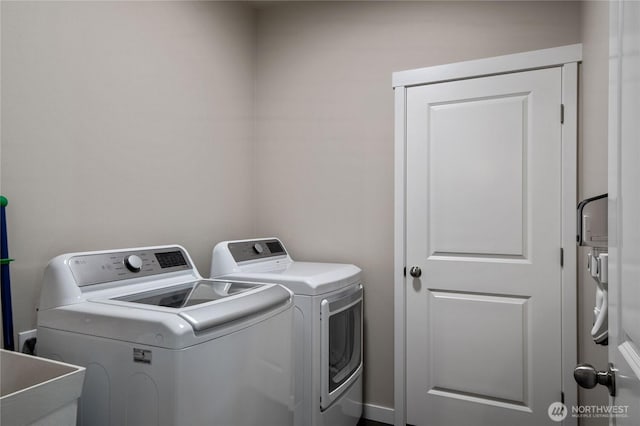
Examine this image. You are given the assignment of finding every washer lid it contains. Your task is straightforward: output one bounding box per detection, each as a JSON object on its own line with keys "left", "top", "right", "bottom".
{"left": 38, "top": 281, "right": 293, "bottom": 349}
{"left": 220, "top": 261, "right": 361, "bottom": 296}
{"left": 112, "top": 280, "right": 260, "bottom": 308}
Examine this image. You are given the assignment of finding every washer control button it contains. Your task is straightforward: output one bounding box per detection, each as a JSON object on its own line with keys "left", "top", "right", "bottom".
{"left": 253, "top": 243, "right": 264, "bottom": 255}
{"left": 124, "top": 255, "right": 143, "bottom": 272}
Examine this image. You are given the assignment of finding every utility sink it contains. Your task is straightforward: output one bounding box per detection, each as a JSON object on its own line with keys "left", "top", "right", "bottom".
{"left": 1, "top": 349, "right": 85, "bottom": 426}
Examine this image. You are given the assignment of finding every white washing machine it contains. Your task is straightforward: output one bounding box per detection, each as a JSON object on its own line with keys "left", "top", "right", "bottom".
{"left": 210, "top": 238, "right": 363, "bottom": 426}
{"left": 37, "top": 245, "right": 294, "bottom": 426}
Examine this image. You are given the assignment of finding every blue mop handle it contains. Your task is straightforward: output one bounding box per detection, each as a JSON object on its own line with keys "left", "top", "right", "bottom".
{"left": 0, "top": 195, "right": 15, "bottom": 351}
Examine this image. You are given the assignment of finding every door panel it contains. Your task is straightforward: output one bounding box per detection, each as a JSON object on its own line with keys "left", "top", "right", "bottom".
{"left": 609, "top": 1, "right": 640, "bottom": 424}
{"left": 429, "top": 95, "right": 527, "bottom": 257}
{"left": 428, "top": 291, "right": 529, "bottom": 403}
{"left": 406, "top": 67, "right": 562, "bottom": 425}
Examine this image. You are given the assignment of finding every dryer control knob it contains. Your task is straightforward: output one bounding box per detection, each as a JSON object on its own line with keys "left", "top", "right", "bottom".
{"left": 124, "top": 255, "right": 143, "bottom": 272}
{"left": 253, "top": 243, "right": 264, "bottom": 254}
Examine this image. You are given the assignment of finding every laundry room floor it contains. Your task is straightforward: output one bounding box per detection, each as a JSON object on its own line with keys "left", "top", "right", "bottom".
{"left": 358, "top": 419, "right": 390, "bottom": 426}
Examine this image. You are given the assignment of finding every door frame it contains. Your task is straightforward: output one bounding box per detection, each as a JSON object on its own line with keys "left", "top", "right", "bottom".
{"left": 393, "top": 44, "right": 582, "bottom": 426}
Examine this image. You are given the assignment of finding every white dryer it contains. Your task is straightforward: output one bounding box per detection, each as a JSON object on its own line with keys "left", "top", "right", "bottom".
{"left": 37, "top": 245, "right": 294, "bottom": 426}
{"left": 211, "top": 238, "right": 363, "bottom": 426}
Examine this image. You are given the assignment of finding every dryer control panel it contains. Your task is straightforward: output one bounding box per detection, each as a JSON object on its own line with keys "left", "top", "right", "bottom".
{"left": 228, "top": 239, "right": 287, "bottom": 263}
{"left": 69, "top": 247, "right": 192, "bottom": 287}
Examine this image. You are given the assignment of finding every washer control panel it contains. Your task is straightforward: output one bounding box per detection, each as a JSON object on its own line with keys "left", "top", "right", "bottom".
{"left": 228, "top": 239, "right": 287, "bottom": 263}
{"left": 69, "top": 247, "right": 192, "bottom": 287}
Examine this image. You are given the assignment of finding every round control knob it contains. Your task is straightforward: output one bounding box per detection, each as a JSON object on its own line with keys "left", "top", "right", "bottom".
{"left": 124, "top": 255, "right": 143, "bottom": 272}
{"left": 253, "top": 243, "right": 264, "bottom": 254}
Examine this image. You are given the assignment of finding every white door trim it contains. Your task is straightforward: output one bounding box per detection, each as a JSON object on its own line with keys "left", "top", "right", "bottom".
{"left": 393, "top": 44, "right": 581, "bottom": 426}
{"left": 560, "top": 61, "right": 579, "bottom": 423}
{"left": 392, "top": 43, "right": 582, "bottom": 88}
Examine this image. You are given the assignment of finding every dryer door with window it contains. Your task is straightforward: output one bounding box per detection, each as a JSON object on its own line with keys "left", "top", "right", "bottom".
{"left": 320, "top": 284, "right": 363, "bottom": 410}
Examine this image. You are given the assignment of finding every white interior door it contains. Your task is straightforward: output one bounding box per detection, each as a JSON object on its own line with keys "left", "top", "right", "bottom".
{"left": 608, "top": 1, "right": 640, "bottom": 424}
{"left": 405, "top": 67, "right": 564, "bottom": 425}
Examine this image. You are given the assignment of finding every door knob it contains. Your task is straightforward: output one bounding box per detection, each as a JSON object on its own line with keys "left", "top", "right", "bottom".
{"left": 409, "top": 266, "right": 422, "bottom": 278}
{"left": 573, "top": 363, "right": 616, "bottom": 396}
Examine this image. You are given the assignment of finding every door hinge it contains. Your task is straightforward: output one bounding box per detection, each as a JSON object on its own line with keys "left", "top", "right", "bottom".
{"left": 561, "top": 104, "right": 565, "bottom": 124}
{"left": 560, "top": 248, "right": 564, "bottom": 267}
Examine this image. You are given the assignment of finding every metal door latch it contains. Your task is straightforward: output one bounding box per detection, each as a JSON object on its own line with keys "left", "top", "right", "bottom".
{"left": 573, "top": 363, "right": 616, "bottom": 396}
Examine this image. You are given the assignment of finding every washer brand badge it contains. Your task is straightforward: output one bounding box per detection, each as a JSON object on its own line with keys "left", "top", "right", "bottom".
{"left": 548, "top": 402, "right": 568, "bottom": 422}
{"left": 133, "top": 348, "right": 152, "bottom": 364}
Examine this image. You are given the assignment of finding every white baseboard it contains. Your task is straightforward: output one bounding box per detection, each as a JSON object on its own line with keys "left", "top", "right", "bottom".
{"left": 363, "top": 403, "right": 394, "bottom": 425}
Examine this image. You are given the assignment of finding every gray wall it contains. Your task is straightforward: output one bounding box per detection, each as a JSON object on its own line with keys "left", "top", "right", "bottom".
{"left": 1, "top": 1, "right": 256, "bottom": 338}
{"left": 578, "top": 1, "right": 610, "bottom": 424}
{"left": 254, "top": 1, "right": 582, "bottom": 408}
{"left": 1, "top": 0, "right": 610, "bottom": 419}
